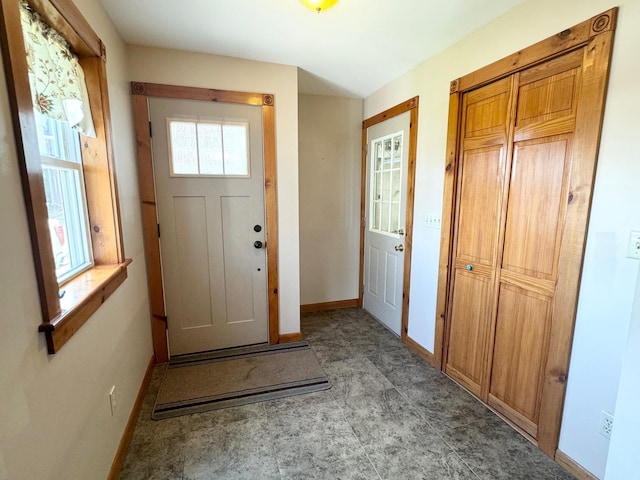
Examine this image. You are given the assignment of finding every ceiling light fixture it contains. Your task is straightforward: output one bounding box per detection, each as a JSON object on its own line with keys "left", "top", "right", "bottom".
{"left": 299, "top": 0, "right": 339, "bottom": 13}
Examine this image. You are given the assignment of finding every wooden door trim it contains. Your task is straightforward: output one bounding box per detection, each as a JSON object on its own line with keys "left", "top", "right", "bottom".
{"left": 131, "top": 82, "right": 279, "bottom": 362}
{"left": 435, "top": 9, "right": 617, "bottom": 457}
{"left": 360, "top": 97, "right": 419, "bottom": 342}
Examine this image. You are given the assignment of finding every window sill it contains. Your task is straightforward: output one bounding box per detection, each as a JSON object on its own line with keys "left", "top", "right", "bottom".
{"left": 39, "top": 259, "right": 132, "bottom": 354}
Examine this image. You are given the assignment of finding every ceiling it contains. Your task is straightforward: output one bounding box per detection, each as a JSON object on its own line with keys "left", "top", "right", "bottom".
{"left": 99, "top": 0, "right": 524, "bottom": 98}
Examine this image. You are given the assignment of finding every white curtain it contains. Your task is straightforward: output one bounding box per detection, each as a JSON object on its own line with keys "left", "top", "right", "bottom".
{"left": 20, "top": 1, "right": 96, "bottom": 137}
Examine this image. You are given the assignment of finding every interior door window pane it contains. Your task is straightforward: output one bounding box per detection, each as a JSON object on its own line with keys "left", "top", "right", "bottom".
{"left": 390, "top": 202, "right": 400, "bottom": 234}
{"left": 374, "top": 172, "right": 382, "bottom": 200}
{"left": 370, "top": 131, "right": 403, "bottom": 236}
{"left": 372, "top": 202, "right": 380, "bottom": 231}
{"left": 384, "top": 139, "right": 392, "bottom": 164}
{"left": 392, "top": 169, "right": 401, "bottom": 200}
{"left": 381, "top": 202, "right": 390, "bottom": 233}
{"left": 375, "top": 142, "right": 382, "bottom": 170}
{"left": 393, "top": 135, "right": 402, "bottom": 168}
{"left": 382, "top": 171, "right": 391, "bottom": 202}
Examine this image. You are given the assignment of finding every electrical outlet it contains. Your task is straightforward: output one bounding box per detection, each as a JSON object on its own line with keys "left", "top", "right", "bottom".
{"left": 109, "top": 385, "right": 117, "bottom": 416}
{"left": 599, "top": 411, "right": 613, "bottom": 438}
{"left": 627, "top": 230, "right": 640, "bottom": 260}
{"left": 425, "top": 214, "right": 441, "bottom": 229}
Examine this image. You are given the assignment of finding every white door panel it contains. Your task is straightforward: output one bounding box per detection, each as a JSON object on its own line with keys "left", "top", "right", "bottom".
{"left": 363, "top": 112, "right": 410, "bottom": 335}
{"left": 150, "top": 97, "right": 268, "bottom": 356}
{"left": 367, "top": 245, "right": 380, "bottom": 296}
{"left": 384, "top": 252, "right": 398, "bottom": 308}
{"left": 173, "top": 195, "right": 213, "bottom": 330}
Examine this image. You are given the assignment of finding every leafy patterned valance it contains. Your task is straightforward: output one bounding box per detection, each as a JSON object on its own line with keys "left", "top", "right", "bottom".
{"left": 20, "top": 1, "right": 95, "bottom": 136}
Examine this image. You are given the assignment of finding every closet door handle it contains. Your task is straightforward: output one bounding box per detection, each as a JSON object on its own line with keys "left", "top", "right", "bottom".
{"left": 465, "top": 264, "right": 474, "bottom": 271}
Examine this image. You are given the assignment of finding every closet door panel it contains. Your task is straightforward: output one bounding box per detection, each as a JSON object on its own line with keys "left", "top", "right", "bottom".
{"left": 502, "top": 136, "right": 571, "bottom": 280}
{"left": 464, "top": 79, "right": 510, "bottom": 138}
{"left": 515, "top": 50, "right": 582, "bottom": 129}
{"left": 445, "top": 78, "right": 512, "bottom": 397}
{"left": 489, "top": 58, "right": 579, "bottom": 439}
{"left": 489, "top": 284, "right": 552, "bottom": 437}
{"left": 455, "top": 146, "right": 503, "bottom": 266}
{"left": 446, "top": 145, "right": 503, "bottom": 396}
{"left": 446, "top": 270, "right": 493, "bottom": 396}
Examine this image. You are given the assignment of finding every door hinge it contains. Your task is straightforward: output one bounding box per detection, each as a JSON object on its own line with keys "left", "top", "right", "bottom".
{"left": 157, "top": 224, "right": 161, "bottom": 237}
{"left": 149, "top": 121, "right": 153, "bottom": 138}
{"left": 164, "top": 316, "right": 168, "bottom": 329}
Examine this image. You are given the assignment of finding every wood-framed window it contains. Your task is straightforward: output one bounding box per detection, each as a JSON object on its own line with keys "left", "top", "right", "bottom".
{"left": 0, "top": 0, "right": 131, "bottom": 353}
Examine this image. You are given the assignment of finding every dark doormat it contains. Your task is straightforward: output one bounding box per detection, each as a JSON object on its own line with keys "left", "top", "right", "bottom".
{"left": 152, "top": 341, "right": 331, "bottom": 420}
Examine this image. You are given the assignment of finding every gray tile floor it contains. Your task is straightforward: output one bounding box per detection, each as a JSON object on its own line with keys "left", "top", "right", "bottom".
{"left": 119, "top": 308, "right": 575, "bottom": 480}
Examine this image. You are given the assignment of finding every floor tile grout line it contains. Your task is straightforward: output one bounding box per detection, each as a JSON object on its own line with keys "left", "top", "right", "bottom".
{"left": 359, "top": 338, "right": 485, "bottom": 480}
{"left": 362, "top": 319, "right": 487, "bottom": 480}
{"left": 321, "top": 327, "right": 470, "bottom": 480}
{"left": 390, "top": 380, "right": 485, "bottom": 480}
{"left": 332, "top": 311, "right": 486, "bottom": 480}
{"left": 329, "top": 387, "right": 385, "bottom": 480}
{"left": 262, "top": 403, "right": 286, "bottom": 480}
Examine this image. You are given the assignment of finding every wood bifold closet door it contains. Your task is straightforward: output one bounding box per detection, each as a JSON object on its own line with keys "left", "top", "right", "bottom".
{"left": 447, "top": 52, "right": 581, "bottom": 435}
{"left": 442, "top": 10, "right": 616, "bottom": 456}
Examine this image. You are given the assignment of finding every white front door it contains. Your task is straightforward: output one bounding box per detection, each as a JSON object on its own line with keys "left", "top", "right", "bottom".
{"left": 149, "top": 97, "right": 268, "bottom": 356}
{"left": 363, "top": 112, "right": 410, "bottom": 335}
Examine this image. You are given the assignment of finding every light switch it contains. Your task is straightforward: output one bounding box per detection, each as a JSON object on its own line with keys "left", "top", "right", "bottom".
{"left": 627, "top": 231, "right": 640, "bottom": 260}
{"left": 425, "top": 214, "right": 441, "bottom": 229}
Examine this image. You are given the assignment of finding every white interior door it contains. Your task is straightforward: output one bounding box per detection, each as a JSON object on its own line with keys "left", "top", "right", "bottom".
{"left": 149, "top": 97, "right": 268, "bottom": 356}
{"left": 363, "top": 112, "right": 410, "bottom": 335}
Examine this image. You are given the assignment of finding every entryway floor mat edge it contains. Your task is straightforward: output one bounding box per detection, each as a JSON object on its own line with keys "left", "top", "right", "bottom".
{"left": 152, "top": 341, "right": 331, "bottom": 420}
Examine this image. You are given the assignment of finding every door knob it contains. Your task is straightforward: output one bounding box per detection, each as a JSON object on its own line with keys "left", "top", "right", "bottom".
{"left": 394, "top": 244, "right": 404, "bottom": 252}
{"left": 466, "top": 264, "right": 473, "bottom": 271}
{"left": 254, "top": 241, "right": 264, "bottom": 249}
{"left": 253, "top": 225, "right": 262, "bottom": 232}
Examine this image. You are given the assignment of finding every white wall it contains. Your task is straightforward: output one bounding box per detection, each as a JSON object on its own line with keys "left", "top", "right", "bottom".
{"left": 364, "top": 0, "right": 640, "bottom": 477}
{"left": 298, "top": 93, "right": 362, "bottom": 305}
{"left": 126, "top": 46, "right": 301, "bottom": 335}
{"left": 0, "top": 0, "right": 154, "bottom": 478}
{"left": 605, "top": 263, "right": 640, "bottom": 479}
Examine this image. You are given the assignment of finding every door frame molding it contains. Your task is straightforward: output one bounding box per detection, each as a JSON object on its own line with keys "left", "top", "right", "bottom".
{"left": 434, "top": 9, "right": 617, "bottom": 457}
{"left": 360, "top": 97, "right": 419, "bottom": 342}
{"left": 131, "top": 82, "right": 279, "bottom": 362}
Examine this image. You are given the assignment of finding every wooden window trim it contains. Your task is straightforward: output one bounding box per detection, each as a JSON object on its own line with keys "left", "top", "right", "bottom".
{"left": 0, "top": 0, "right": 130, "bottom": 353}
